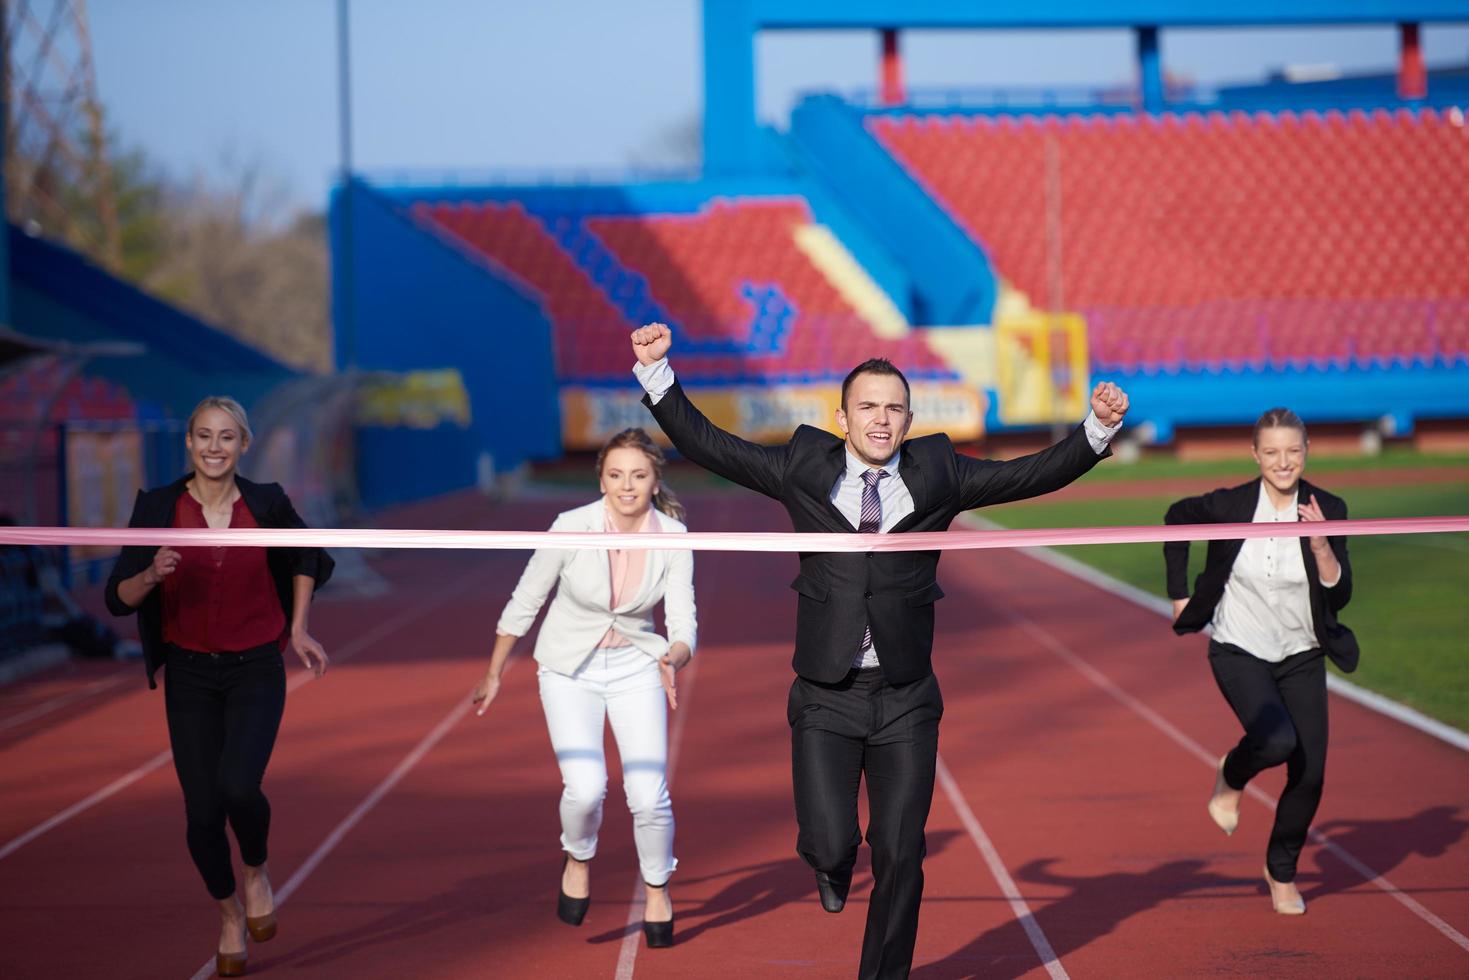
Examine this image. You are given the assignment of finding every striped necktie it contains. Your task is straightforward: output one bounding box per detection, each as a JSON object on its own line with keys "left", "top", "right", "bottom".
{"left": 859, "top": 468, "right": 888, "bottom": 652}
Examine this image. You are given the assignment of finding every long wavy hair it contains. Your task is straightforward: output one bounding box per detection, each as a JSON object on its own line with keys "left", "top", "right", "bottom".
{"left": 595, "top": 428, "right": 685, "bottom": 523}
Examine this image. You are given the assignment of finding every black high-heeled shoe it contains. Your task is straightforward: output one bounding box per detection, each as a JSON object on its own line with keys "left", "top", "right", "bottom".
{"left": 557, "top": 854, "right": 590, "bottom": 927}
{"left": 642, "top": 880, "right": 674, "bottom": 948}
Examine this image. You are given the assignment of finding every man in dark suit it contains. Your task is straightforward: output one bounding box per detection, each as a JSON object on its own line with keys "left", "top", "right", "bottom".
{"left": 630, "top": 323, "right": 1129, "bottom": 978}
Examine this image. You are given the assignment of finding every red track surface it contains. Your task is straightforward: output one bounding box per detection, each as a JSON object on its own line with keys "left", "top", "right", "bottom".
{"left": 2, "top": 490, "right": 1466, "bottom": 979}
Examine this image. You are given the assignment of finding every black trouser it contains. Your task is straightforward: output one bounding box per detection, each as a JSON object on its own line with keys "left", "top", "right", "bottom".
{"left": 789, "top": 668, "right": 943, "bottom": 980}
{"left": 1208, "top": 640, "right": 1328, "bottom": 883}
{"left": 164, "top": 642, "right": 287, "bottom": 900}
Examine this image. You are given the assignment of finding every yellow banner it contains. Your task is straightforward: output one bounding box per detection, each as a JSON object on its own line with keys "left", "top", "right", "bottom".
{"left": 560, "top": 383, "right": 984, "bottom": 450}
{"left": 994, "top": 312, "right": 1091, "bottom": 425}
{"left": 356, "top": 370, "right": 471, "bottom": 429}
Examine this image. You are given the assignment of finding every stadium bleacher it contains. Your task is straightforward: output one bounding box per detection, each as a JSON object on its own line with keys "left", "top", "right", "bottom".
{"left": 0, "top": 358, "right": 136, "bottom": 441}
{"left": 412, "top": 196, "right": 957, "bottom": 385}
{"left": 869, "top": 106, "right": 1469, "bottom": 372}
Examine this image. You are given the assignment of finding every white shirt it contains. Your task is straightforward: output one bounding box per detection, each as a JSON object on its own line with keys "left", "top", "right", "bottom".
{"left": 831, "top": 447, "right": 913, "bottom": 668}
{"left": 1211, "top": 483, "right": 1323, "bottom": 663}
{"left": 634, "top": 356, "right": 1121, "bottom": 669}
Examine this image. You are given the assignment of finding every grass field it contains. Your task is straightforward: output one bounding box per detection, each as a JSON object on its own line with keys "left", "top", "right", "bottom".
{"left": 1056, "top": 447, "right": 1469, "bottom": 482}
{"left": 986, "top": 459, "right": 1469, "bottom": 731}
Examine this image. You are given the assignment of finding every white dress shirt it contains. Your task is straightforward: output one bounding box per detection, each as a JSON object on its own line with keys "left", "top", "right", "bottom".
{"left": 831, "top": 447, "right": 913, "bottom": 668}
{"left": 1211, "top": 483, "right": 1326, "bottom": 663}
{"left": 633, "top": 356, "right": 1121, "bottom": 669}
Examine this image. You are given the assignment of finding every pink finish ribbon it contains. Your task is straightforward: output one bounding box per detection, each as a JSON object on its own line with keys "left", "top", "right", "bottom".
{"left": 1, "top": 516, "right": 1466, "bottom": 553}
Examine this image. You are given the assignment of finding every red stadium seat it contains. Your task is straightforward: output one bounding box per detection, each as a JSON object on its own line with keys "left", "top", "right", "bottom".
{"left": 412, "top": 197, "right": 955, "bottom": 384}
{"left": 871, "top": 107, "right": 1469, "bottom": 369}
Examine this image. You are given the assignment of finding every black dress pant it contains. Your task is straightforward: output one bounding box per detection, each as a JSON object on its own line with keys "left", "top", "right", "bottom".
{"left": 789, "top": 668, "right": 943, "bottom": 980}
{"left": 1208, "top": 640, "right": 1328, "bottom": 883}
{"left": 164, "top": 643, "right": 287, "bottom": 900}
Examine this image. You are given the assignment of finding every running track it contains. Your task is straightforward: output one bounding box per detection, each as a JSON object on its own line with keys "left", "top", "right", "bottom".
{"left": 1, "top": 489, "right": 1465, "bottom": 978}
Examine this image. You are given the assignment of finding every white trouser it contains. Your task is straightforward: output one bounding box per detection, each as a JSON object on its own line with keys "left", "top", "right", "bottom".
{"left": 537, "top": 645, "right": 675, "bottom": 885}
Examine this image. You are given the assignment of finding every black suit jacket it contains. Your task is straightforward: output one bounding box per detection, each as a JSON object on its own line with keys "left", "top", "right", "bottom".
{"left": 105, "top": 475, "right": 335, "bottom": 688}
{"left": 646, "top": 381, "right": 1109, "bottom": 684}
{"left": 1164, "top": 477, "right": 1357, "bottom": 672}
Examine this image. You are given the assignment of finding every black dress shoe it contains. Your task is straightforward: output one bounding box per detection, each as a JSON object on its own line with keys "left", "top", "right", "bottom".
{"left": 642, "top": 879, "right": 674, "bottom": 947}
{"left": 642, "top": 914, "right": 675, "bottom": 948}
{"left": 557, "top": 855, "right": 590, "bottom": 926}
{"left": 557, "top": 889, "right": 590, "bottom": 926}
{"left": 814, "top": 871, "right": 849, "bottom": 914}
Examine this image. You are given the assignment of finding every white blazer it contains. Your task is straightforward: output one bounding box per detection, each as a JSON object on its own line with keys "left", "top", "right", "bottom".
{"left": 496, "top": 498, "right": 697, "bottom": 674}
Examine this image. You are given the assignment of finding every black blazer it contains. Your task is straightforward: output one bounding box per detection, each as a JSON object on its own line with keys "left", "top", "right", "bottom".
{"left": 646, "top": 381, "right": 1108, "bottom": 684}
{"left": 1164, "top": 477, "right": 1357, "bottom": 672}
{"left": 105, "top": 475, "right": 335, "bottom": 688}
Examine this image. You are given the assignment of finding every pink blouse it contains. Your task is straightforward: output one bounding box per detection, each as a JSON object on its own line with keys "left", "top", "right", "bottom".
{"left": 597, "top": 502, "right": 660, "bottom": 648}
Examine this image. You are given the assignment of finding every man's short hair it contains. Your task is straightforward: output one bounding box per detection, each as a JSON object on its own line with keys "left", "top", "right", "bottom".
{"left": 840, "top": 358, "right": 911, "bottom": 412}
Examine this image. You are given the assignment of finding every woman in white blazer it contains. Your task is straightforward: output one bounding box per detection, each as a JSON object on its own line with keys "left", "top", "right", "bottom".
{"left": 472, "top": 428, "right": 696, "bottom": 949}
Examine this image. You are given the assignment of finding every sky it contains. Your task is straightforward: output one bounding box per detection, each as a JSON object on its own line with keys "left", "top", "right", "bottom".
{"left": 88, "top": 1, "right": 1469, "bottom": 213}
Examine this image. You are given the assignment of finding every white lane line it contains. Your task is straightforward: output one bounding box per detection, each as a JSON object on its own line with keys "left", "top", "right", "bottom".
{"left": 0, "top": 569, "right": 490, "bottom": 862}
{"left": 1322, "top": 678, "right": 1469, "bottom": 754}
{"left": 960, "top": 513, "right": 1469, "bottom": 753}
{"left": 186, "top": 691, "right": 478, "bottom": 980}
{"left": 0, "top": 673, "right": 133, "bottom": 733}
{"left": 1001, "top": 601, "right": 1469, "bottom": 956}
{"left": 0, "top": 747, "right": 174, "bottom": 861}
{"left": 614, "top": 657, "right": 700, "bottom": 980}
{"left": 614, "top": 509, "right": 730, "bottom": 980}
{"left": 936, "top": 754, "right": 1069, "bottom": 980}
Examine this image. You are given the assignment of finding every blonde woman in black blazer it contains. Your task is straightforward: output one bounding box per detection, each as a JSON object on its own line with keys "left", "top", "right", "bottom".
{"left": 107, "top": 396, "right": 332, "bottom": 977}
{"left": 1165, "top": 407, "right": 1356, "bottom": 917}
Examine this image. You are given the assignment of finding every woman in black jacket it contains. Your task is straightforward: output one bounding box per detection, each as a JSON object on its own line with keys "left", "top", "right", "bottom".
{"left": 106, "top": 396, "right": 332, "bottom": 977}
{"left": 1164, "top": 407, "right": 1355, "bottom": 917}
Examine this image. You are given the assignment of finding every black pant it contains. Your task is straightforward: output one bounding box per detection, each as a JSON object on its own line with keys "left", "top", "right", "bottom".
{"left": 1208, "top": 640, "right": 1328, "bottom": 883}
{"left": 164, "top": 643, "right": 287, "bottom": 900}
{"left": 789, "top": 668, "right": 943, "bottom": 980}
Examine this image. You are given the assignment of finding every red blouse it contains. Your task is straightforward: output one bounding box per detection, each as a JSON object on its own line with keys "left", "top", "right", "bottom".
{"left": 161, "top": 493, "right": 287, "bottom": 653}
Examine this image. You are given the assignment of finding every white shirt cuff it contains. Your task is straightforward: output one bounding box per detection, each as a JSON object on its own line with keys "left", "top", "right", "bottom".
{"left": 1083, "top": 410, "right": 1122, "bottom": 455}
{"left": 633, "top": 357, "right": 675, "bottom": 405}
{"left": 1319, "top": 566, "right": 1342, "bottom": 588}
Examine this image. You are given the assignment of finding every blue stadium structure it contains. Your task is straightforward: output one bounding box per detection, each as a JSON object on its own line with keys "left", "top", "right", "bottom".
{"left": 8, "top": 1, "right": 1467, "bottom": 520}
{"left": 333, "top": 0, "right": 1469, "bottom": 488}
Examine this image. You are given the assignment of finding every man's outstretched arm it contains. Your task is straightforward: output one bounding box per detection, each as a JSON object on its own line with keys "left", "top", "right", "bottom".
{"left": 631, "top": 323, "right": 789, "bottom": 500}
{"left": 957, "top": 381, "right": 1129, "bottom": 510}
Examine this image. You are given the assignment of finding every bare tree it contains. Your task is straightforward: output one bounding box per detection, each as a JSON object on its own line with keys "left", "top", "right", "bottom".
{"left": 143, "top": 155, "right": 331, "bottom": 373}
{"left": 627, "top": 113, "right": 701, "bottom": 172}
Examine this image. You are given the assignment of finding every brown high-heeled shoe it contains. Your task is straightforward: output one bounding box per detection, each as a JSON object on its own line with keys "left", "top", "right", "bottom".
{"left": 246, "top": 911, "right": 277, "bottom": 943}
{"left": 216, "top": 950, "right": 247, "bottom": 977}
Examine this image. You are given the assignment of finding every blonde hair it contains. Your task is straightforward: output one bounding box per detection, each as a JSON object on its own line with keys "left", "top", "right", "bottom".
{"left": 596, "top": 428, "right": 685, "bottom": 523}
{"left": 187, "top": 396, "right": 253, "bottom": 445}
{"left": 1252, "top": 407, "right": 1307, "bottom": 446}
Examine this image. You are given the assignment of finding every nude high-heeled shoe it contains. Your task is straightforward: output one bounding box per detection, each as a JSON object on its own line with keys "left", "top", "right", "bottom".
{"left": 1207, "top": 755, "right": 1240, "bottom": 836}
{"left": 1264, "top": 866, "right": 1306, "bottom": 915}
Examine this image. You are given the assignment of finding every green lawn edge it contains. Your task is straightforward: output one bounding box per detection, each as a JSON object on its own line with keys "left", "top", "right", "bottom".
{"left": 986, "top": 479, "right": 1469, "bottom": 732}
